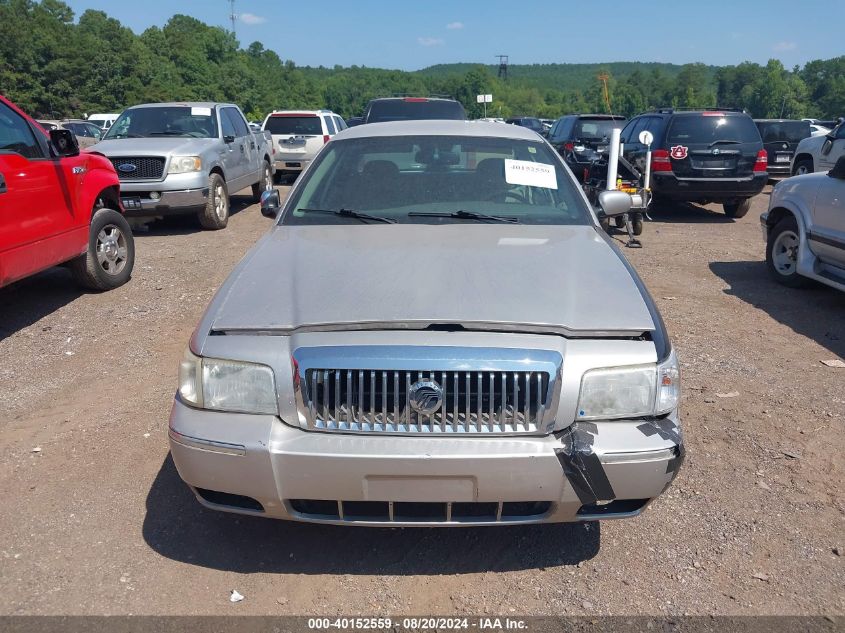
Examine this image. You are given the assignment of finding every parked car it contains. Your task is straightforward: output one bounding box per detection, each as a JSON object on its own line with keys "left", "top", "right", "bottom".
{"left": 810, "top": 124, "right": 832, "bottom": 137}
{"left": 505, "top": 116, "right": 545, "bottom": 136}
{"left": 262, "top": 110, "right": 345, "bottom": 181}
{"left": 87, "top": 113, "right": 119, "bottom": 131}
{"left": 37, "top": 119, "right": 104, "bottom": 149}
{"left": 248, "top": 121, "right": 262, "bottom": 133}
{"left": 93, "top": 102, "right": 275, "bottom": 230}
{"left": 753, "top": 119, "right": 811, "bottom": 179}
{"left": 619, "top": 108, "right": 768, "bottom": 218}
{"left": 791, "top": 121, "right": 845, "bottom": 176}
{"left": 761, "top": 155, "right": 845, "bottom": 292}
{"left": 168, "top": 120, "right": 684, "bottom": 526}
{"left": 548, "top": 114, "right": 627, "bottom": 182}
{"left": 362, "top": 97, "right": 467, "bottom": 124}
{"left": 0, "top": 94, "right": 134, "bottom": 290}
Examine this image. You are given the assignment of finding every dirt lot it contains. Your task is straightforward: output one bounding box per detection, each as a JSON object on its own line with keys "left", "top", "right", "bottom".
{"left": 1, "top": 187, "right": 843, "bottom": 616}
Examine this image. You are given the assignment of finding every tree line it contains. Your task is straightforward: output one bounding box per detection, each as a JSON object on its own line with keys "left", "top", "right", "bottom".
{"left": 1, "top": 0, "right": 842, "bottom": 123}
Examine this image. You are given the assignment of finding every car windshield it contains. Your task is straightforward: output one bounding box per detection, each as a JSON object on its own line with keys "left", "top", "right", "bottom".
{"left": 367, "top": 100, "right": 466, "bottom": 123}
{"left": 88, "top": 119, "right": 106, "bottom": 128}
{"left": 573, "top": 118, "right": 625, "bottom": 141}
{"left": 104, "top": 106, "right": 218, "bottom": 139}
{"left": 282, "top": 135, "right": 588, "bottom": 226}
{"left": 756, "top": 121, "right": 811, "bottom": 143}
{"left": 666, "top": 114, "right": 761, "bottom": 145}
{"left": 264, "top": 115, "right": 322, "bottom": 135}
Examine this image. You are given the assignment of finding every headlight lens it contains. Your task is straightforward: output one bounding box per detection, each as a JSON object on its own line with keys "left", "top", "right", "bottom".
{"left": 577, "top": 349, "right": 680, "bottom": 420}
{"left": 178, "top": 349, "right": 278, "bottom": 415}
{"left": 168, "top": 156, "right": 202, "bottom": 174}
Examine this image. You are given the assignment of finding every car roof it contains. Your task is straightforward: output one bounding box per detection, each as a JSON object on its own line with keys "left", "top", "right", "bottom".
{"left": 369, "top": 97, "right": 458, "bottom": 103}
{"left": 267, "top": 110, "right": 334, "bottom": 115}
{"left": 334, "top": 119, "right": 542, "bottom": 141}
{"left": 754, "top": 118, "right": 806, "bottom": 123}
{"left": 126, "top": 102, "right": 232, "bottom": 109}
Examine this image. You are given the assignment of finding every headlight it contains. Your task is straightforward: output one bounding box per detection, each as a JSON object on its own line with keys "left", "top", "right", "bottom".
{"left": 168, "top": 156, "right": 202, "bottom": 174}
{"left": 577, "top": 349, "right": 680, "bottom": 420}
{"left": 178, "top": 348, "right": 278, "bottom": 415}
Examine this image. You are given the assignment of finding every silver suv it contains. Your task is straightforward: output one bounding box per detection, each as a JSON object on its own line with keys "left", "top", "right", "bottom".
{"left": 262, "top": 109, "right": 345, "bottom": 181}
{"left": 169, "top": 121, "right": 684, "bottom": 526}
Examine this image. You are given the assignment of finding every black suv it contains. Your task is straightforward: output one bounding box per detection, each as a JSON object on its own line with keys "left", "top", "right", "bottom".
{"left": 619, "top": 108, "right": 767, "bottom": 218}
{"left": 754, "top": 119, "right": 811, "bottom": 178}
{"left": 505, "top": 117, "right": 545, "bottom": 136}
{"left": 362, "top": 97, "right": 466, "bottom": 124}
{"left": 547, "top": 114, "right": 627, "bottom": 182}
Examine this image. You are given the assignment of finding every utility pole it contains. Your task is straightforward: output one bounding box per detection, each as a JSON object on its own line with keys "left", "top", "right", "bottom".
{"left": 228, "top": 0, "right": 237, "bottom": 37}
{"left": 597, "top": 72, "right": 612, "bottom": 115}
{"left": 497, "top": 55, "right": 508, "bottom": 81}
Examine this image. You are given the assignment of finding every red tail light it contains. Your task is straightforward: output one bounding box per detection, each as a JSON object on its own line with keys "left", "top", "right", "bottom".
{"left": 753, "top": 149, "right": 768, "bottom": 172}
{"left": 651, "top": 149, "right": 673, "bottom": 172}
{"left": 323, "top": 134, "right": 330, "bottom": 144}
{"left": 563, "top": 142, "right": 574, "bottom": 152}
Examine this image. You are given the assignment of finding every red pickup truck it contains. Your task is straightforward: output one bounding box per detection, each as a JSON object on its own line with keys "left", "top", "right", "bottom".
{"left": 0, "top": 94, "right": 134, "bottom": 291}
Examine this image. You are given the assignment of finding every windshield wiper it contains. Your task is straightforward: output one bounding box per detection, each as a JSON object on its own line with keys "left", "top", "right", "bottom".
{"left": 408, "top": 210, "right": 520, "bottom": 224}
{"left": 149, "top": 131, "right": 191, "bottom": 136}
{"left": 298, "top": 208, "right": 397, "bottom": 224}
{"left": 708, "top": 139, "right": 741, "bottom": 148}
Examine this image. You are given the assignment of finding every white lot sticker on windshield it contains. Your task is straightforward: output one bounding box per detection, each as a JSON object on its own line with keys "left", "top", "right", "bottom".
{"left": 191, "top": 107, "right": 212, "bottom": 117}
{"left": 504, "top": 159, "right": 558, "bottom": 189}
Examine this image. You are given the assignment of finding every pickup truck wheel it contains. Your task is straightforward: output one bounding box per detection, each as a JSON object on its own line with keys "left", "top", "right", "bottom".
{"left": 766, "top": 216, "right": 809, "bottom": 288}
{"left": 723, "top": 198, "right": 751, "bottom": 218}
{"left": 252, "top": 161, "right": 273, "bottom": 203}
{"left": 70, "top": 206, "right": 135, "bottom": 291}
{"left": 792, "top": 158, "right": 812, "bottom": 176}
{"left": 198, "top": 173, "right": 229, "bottom": 230}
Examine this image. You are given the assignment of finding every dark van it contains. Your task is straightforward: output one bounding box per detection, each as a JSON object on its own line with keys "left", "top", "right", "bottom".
{"left": 754, "top": 119, "right": 811, "bottom": 178}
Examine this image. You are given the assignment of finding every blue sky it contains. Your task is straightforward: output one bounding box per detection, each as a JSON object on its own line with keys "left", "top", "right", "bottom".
{"left": 64, "top": 0, "right": 842, "bottom": 70}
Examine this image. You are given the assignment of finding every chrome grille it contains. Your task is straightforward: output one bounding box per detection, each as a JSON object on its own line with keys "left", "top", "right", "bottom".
{"left": 108, "top": 156, "right": 166, "bottom": 180}
{"left": 292, "top": 346, "right": 562, "bottom": 435}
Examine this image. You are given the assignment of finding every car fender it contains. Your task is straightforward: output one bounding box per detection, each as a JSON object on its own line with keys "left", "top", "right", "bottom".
{"left": 75, "top": 152, "right": 122, "bottom": 219}
{"left": 766, "top": 188, "right": 818, "bottom": 276}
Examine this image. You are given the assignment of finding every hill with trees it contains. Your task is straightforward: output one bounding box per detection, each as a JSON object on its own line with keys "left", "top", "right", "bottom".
{"left": 1, "top": 0, "right": 842, "bottom": 123}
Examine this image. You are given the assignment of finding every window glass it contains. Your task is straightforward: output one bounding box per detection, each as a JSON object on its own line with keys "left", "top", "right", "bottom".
{"left": 366, "top": 100, "right": 466, "bottom": 123}
{"left": 324, "top": 116, "right": 336, "bottom": 134}
{"left": 264, "top": 116, "right": 322, "bottom": 135}
{"left": 220, "top": 109, "right": 237, "bottom": 138}
{"left": 0, "top": 102, "right": 42, "bottom": 159}
{"left": 282, "top": 135, "right": 588, "bottom": 226}
{"left": 756, "top": 121, "right": 810, "bottom": 143}
{"left": 666, "top": 114, "right": 761, "bottom": 144}
{"left": 334, "top": 116, "right": 346, "bottom": 131}
{"left": 224, "top": 108, "right": 249, "bottom": 137}
{"left": 104, "top": 107, "right": 218, "bottom": 139}
{"left": 572, "top": 118, "right": 626, "bottom": 141}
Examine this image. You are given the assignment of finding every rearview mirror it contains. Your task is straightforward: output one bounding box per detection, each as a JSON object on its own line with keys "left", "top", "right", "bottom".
{"left": 260, "top": 189, "right": 281, "bottom": 218}
{"left": 596, "top": 190, "right": 633, "bottom": 218}
{"left": 829, "top": 156, "right": 845, "bottom": 180}
{"left": 49, "top": 129, "right": 79, "bottom": 157}
{"left": 223, "top": 135, "right": 236, "bottom": 144}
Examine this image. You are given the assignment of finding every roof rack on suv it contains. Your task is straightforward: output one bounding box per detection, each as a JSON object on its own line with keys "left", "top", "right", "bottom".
{"left": 386, "top": 93, "right": 456, "bottom": 100}
{"left": 649, "top": 106, "right": 746, "bottom": 114}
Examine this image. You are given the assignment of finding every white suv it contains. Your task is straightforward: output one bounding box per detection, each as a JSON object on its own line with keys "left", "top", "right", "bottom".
{"left": 262, "top": 110, "right": 346, "bottom": 181}
{"left": 791, "top": 122, "right": 845, "bottom": 175}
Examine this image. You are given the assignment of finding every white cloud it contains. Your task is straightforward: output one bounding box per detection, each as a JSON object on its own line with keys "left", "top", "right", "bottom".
{"left": 417, "top": 37, "right": 444, "bottom": 47}
{"left": 773, "top": 41, "right": 796, "bottom": 52}
{"left": 240, "top": 13, "right": 267, "bottom": 25}
{"left": 446, "top": 21, "right": 464, "bottom": 30}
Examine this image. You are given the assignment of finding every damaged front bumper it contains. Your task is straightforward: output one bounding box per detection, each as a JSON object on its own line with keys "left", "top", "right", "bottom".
{"left": 169, "top": 399, "right": 684, "bottom": 526}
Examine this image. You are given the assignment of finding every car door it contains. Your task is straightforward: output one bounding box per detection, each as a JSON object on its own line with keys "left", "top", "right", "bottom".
{"left": 818, "top": 123, "right": 845, "bottom": 171}
{"left": 222, "top": 107, "right": 254, "bottom": 190}
{"left": 0, "top": 100, "right": 77, "bottom": 284}
{"left": 809, "top": 165, "right": 845, "bottom": 267}
{"left": 219, "top": 107, "right": 247, "bottom": 189}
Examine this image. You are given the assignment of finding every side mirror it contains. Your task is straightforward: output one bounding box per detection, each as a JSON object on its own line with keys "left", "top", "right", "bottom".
{"left": 223, "top": 135, "right": 236, "bottom": 144}
{"left": 829, "top": 156, "right": 845, "bottom": 180}
{"left": 49, "top": 129, "right": 79, "bottom": 157}
{"left": 260, "top": 189, "right": 281, "bottom": 218}
{"left": 596, "top": 190, "right": 633, "bottom": 218}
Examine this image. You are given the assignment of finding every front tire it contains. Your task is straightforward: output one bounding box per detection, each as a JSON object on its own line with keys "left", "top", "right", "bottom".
{"left": 723, "top": 198, "right": 751, "bottom": 218}
{"left": 252, "top": 161, "right": 273, "bottom": 203}
{"left": 792, "top": 158, "right": 813, "bottom": 176}
{"left": 198, "top": 173, "right": 229, "bottom": 230}
{"left": 766, "top": 216, "right": 809, "bottom": 288}
{"left": 70, "top": 206, "right": 135, "bottom": 291}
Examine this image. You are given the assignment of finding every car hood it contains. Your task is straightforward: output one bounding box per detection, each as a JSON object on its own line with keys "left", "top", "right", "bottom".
{"left": 208, "top": 224, "right": 656, "bottom": 337}
{"left": 90, "top": 137, "right": 217, "bottom": 156}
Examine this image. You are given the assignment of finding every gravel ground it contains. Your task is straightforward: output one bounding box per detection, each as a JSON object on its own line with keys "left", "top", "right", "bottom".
{"left": 0, "top": 186, "right": 842, "bottom": 616}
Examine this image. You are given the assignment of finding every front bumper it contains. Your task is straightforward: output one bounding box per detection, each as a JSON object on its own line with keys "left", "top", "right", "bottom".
{"left": 274, "top": 157, "right": 311, "bottom": 173}
{"left": 118, "top": 184, "right": 208, "bottom": 217}
{"left": 168, "top": 399, "right": 684, "bottom": 526}
{"left": 652, "top": 172, "right": 768, "bottom": 202}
